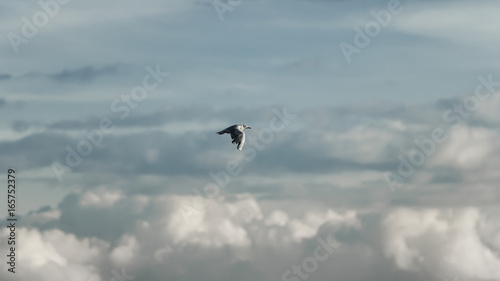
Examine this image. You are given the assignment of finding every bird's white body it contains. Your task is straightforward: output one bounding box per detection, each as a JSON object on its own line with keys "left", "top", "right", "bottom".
{"left": 217, "top": 124, "right": 251, "bottom": 150}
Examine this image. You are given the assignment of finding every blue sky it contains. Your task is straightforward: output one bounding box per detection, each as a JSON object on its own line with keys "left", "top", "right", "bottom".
{"left": 1, "top": 0, "right": 500, "bottom": 280}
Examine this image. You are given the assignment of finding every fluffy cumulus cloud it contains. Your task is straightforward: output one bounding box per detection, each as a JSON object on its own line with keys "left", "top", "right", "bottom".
{"left": 430, "top": 126, "right": 499, "bottom": 170}
{"left": 0, "top": 192, "right": 364, "bottom": 281}
{"left": 4, "top": 185, "right": 500, "bottom": 281}
{"left": 383, "top": 208, "right": 500, "bottom": 280}
{"left": 0, "top": 228, "right": 107, "bottom": 281}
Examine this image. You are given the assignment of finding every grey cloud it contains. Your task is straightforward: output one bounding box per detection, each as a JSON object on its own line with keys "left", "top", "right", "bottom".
{"left": 48, "top": 119, "right": 95, "bottom": 130}
{"left": 428, "top": 167, "right": 463, "bottom": 184}
{"left": 50, "top": 127, "right": 398, "bottom": 182}
{"left": 0, "top": 132, "right": 72, "bottom": 171}
{"left": 435, "top": 96, "right": 462, "bottom": 110}
{"left": 280, "top": 57, "right": 324, "bottom": 71}
{"left": 54, "top": 193, "right": 144, "bottom": 243}
{"left": 48, "top": 106, "right": 271, "bottom": 130}
{"left": 5, "top": 100, "right": 499, "bottom": 210}
{"left": 8, "top": 102, "right": 494, "bottom": 192}
{"left": 0, "top": 74, "right": 11, "bottom": 81}
{"left": 11, "top": 120, "right": 30, "bottom": 132}
{"left": 17, "top": 64, "right": 120, "bottom": 84}
{"left": 49, "top": 65, "right": 118, "bottom": 83}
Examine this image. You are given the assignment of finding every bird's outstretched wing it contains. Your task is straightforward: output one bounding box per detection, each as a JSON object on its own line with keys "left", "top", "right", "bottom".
{"left": 232, "top": 130, "right": 246, "bottom": 150}
{"left": 217, "top": 125, "right": 237, "bottom": 135}
{"left": 217, "top": 128, "right": 229, "bottom": 135}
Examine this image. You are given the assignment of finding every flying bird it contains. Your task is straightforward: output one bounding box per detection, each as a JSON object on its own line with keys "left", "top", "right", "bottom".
{"left": 217, "top": 124, "right": 251, "bottom": 150}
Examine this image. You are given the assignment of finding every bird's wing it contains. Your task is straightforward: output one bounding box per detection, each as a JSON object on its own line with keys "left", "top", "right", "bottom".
{"left": 234, "top": 131, "right": 245, "bottom": 150}
{"left": 217, "top": 125, "right": 238, "bottom": 135}
{"left": 229, "top": 129, "right": 240, "bottom": 140}
{"left": 217, "top": 128, "right": 229, "bottom": 135}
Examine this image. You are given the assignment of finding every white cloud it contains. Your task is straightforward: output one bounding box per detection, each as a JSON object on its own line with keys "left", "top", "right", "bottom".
{"left": 383, "top": 208, "right": 500, "bottom": 280}
{"left": 110, "top": 234, "right": 140, "bottom": 266}
{"left": 394, "top": 1, "right": 500, "bottom": 51}
{"left": 80, "top": 188, "right": 124, "bottom": 208}
{"left": 5, "top": 189, "right": 500, "bottom": 281}
{"left": 265, "top": 209, "right": 289, "bottom": 226}
{"left": 0, "top": 228, "right": 107, "bottom": 281}
{"left": 28, "top": 208, "right": 61, "bottom": 222}
{"left": 288, "top": 209, "right": 359, "bottom": 242}
{"left": 166, "top": 195, "right": 255, "bottom": 248}
{"left": 430, "top": 126, "right": 499, "bottom": 170}
{"left": 475, "top": 92, "right": 500, "bottom": 125}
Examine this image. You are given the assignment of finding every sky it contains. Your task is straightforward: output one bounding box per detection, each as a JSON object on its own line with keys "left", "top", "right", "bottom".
{"left": 1, "top": 0, "right": 500, "bottom": 280}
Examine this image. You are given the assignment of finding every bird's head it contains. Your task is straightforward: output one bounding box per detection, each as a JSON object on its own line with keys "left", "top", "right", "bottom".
{"left": 243, "top": 124, "right": 251, "bottom": 130}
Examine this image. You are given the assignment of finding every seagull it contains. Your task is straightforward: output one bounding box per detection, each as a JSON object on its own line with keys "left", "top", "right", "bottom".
{"left": 217, "top": 124, "right": 251, "bottom": 150}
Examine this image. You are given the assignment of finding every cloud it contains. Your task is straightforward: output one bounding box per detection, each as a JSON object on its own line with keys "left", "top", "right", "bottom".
{"left": 15, "top": 65, "right": 120, "bottom": 85}
{"left": 0, "top": 74, "right": 12, "bottom": 81}
{"left": 0, "top": 132, "right": 73, "bottom": 171}
{"left": 279, "top": 57, "right": 324, "bottom": 71}
{"left": 3, "top": 98, "right": 500, "bottom": 206}
{"left": 8, "top": 191, "right": 368, "bottom": 281}
{"left": 11, "top": 120, "right": 30, "bottom": 132}
{"left": 0, "top": 227, "right": 108, "bottom": 281}
{"left": 49, "top": 65, "right": 118, "bottom": 83}
{"left": 430, "top": 126, "right": 499, "bottom": 170}
{"left": 8, "top": 187, "right": 500, "bottom": 281}
{"left": 393, "top": 1, "right": 500, "bottom": 52}
{"left": 383, "top": 208, "right": 500, "bottom": 280}
{"left": 110, "top": 234, "right": 140, "bottom": 265}
{"left": 80, "top": 188, "right": 124, "bottom": 208}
